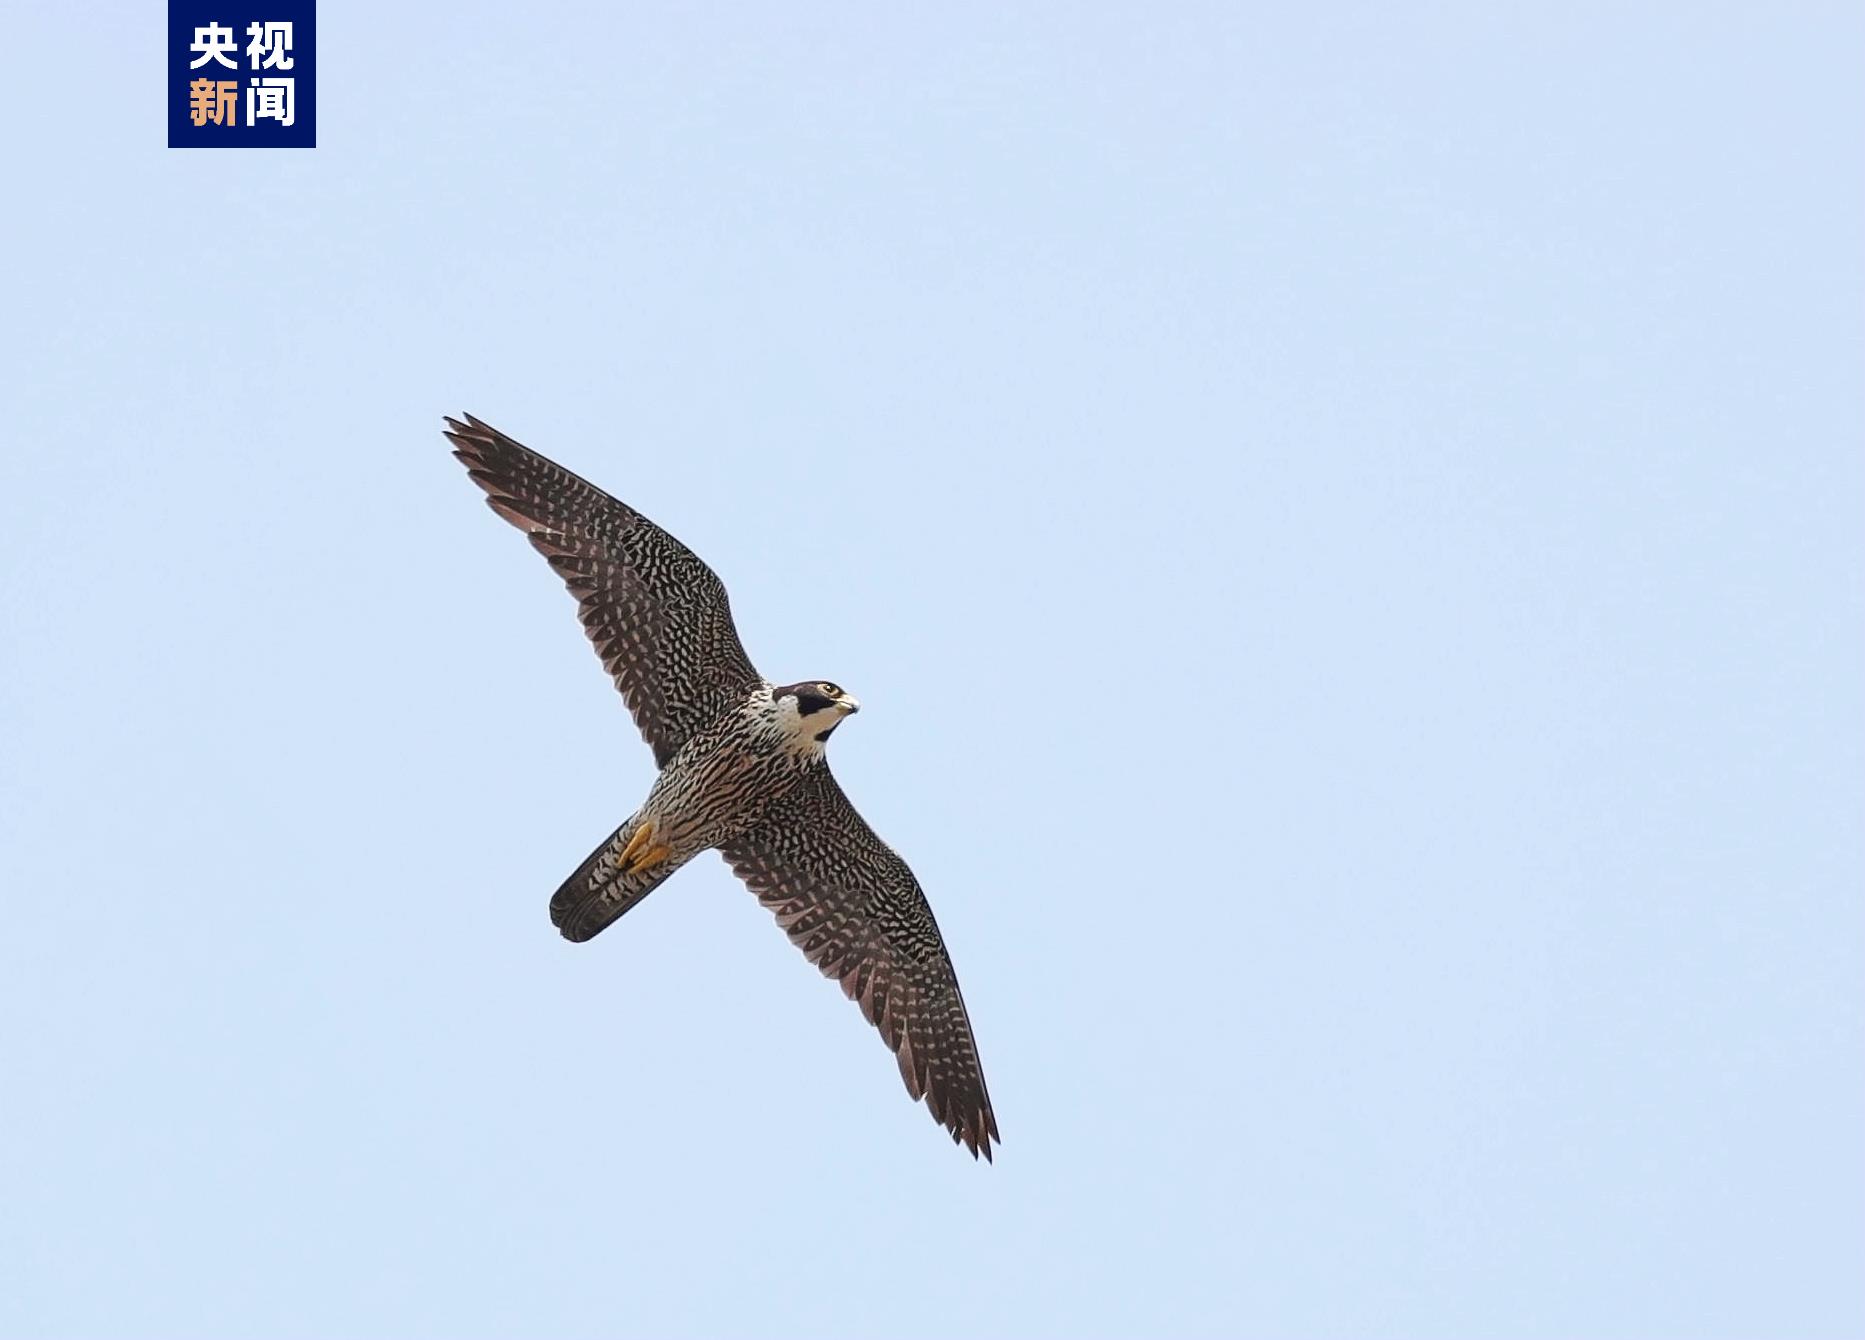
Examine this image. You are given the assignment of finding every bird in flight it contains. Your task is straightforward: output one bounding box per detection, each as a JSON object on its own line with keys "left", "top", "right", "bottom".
{"left": 445, "top": 415, "right": 999, "bottom": 1159}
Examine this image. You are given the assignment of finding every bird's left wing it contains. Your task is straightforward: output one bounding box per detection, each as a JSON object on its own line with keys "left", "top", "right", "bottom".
{"left": 446, "top": 414, "right": 761, "bottom": 767}
{"left": 719, "top": 768, "right": 1000, "bottom": 1159}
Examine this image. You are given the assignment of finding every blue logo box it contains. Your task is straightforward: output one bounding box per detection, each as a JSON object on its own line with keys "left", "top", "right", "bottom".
{"left": 168, "top": 1, "right": 316, "bottom": 148}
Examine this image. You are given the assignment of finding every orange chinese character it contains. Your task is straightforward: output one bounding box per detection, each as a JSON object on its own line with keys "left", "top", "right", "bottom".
{"left": 188, "top": 78, "right": 239, "bottom": 127}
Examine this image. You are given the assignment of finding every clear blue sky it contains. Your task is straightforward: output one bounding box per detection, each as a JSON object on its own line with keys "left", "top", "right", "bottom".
{"left": 2, "top": 5, "right": 1860, "bottom": 1337}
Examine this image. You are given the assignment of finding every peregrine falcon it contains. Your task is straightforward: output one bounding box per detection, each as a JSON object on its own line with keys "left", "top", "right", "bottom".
{"left": 445, "top": 415, "right": 999, "bottom": 1159}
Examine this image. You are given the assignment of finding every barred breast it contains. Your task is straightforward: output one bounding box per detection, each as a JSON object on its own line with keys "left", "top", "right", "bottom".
{"left": 643, "top": 684, "right": 819, "bottom": 856}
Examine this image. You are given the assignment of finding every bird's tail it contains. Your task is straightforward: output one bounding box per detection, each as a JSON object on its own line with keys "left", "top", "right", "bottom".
{"left": 549, "top": 820, "right": 681, "bottom": 943}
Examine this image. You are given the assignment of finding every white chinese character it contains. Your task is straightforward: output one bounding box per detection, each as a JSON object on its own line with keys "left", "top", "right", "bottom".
{"left": 245, "top": 21, "right": 294, "bottom": 70}
{"left": 188, "top": 22, "right": 239, "bottom": 69}
{"left": 247, "top": 77, "right": 295, "bottom": 127}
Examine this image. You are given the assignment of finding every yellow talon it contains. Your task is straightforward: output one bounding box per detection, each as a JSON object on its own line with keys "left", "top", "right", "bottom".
{"left": 631, "top": 844, "right": 671, "bottom": 875}
{"left": 617, "top": 822, "right": 655, "bottom": 872}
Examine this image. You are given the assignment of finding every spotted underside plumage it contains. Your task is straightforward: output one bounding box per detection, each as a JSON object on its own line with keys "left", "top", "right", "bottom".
{"left": 722, "top": 771, "right": 998, "bottom": 1157}
{"left": 445, "top": 413, "right": 998, "bottom": 1159}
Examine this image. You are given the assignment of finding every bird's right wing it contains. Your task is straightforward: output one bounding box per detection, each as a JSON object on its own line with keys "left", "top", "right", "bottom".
{"left": 719, "top": 768, "right": 1000, "bottom": 1159}
{"left": 446, "top": 415, "right": 761, "bottom": 767}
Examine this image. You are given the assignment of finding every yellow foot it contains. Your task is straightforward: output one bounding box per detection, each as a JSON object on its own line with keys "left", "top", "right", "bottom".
{"left": 616, "top": 821, "right": 655, "bottom": 873}
{"left": 628, "top": 844, "right": 671, "bottom": 875}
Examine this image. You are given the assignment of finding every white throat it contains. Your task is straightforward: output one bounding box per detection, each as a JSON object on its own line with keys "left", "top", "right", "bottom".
{"left": 767, "top": 686, "right": 843, "bottom": 759}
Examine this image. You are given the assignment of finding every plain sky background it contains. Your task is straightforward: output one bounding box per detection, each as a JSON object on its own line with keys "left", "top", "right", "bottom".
{"left": 1, "top": 4, "right": 1860, "bottom": 1338}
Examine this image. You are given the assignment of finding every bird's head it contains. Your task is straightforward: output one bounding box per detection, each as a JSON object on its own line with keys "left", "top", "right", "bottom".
{"left": 773, "top": 680, "right": 861, "bottom": 748}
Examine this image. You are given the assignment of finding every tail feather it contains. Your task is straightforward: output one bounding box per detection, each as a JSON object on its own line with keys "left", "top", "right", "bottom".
{"left": 550, "top": 822, "right": 677, "bottom": 943}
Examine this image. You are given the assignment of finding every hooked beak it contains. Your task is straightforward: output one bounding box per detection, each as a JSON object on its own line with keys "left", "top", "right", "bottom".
{"left": 837, "top": 695, "right": 861, "bottom": 715}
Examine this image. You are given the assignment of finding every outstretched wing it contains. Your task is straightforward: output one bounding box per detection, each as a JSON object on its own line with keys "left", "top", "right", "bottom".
{"left": 720, "top": 769, "right": 1000, "bottom": 1160}
{"left": 446, "top": 414, "right": 761, "bottom": 767}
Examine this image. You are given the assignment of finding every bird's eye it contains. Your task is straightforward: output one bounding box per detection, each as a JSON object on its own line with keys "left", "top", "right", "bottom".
{"left": 818, "top": 682, "right": 838, "bottom": 696}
